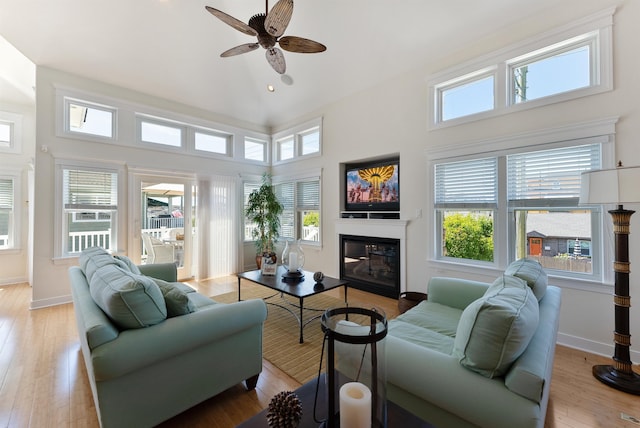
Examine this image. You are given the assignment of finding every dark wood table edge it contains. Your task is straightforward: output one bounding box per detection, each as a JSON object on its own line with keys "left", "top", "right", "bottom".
{"left": 236, "top": 269, "right": 349, "bottom": 343}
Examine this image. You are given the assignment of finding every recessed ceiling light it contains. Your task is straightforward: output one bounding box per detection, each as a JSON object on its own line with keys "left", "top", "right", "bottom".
{"left": 267, "top": 84, "right": 275, "bottom": 92}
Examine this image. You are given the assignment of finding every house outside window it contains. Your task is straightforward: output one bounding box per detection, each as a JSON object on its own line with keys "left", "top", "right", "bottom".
{"left": 59, "top": 165, "right": 118, "bottom": 256}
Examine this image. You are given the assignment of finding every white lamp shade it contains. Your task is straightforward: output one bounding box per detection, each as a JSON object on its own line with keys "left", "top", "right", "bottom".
{"left": 580, "top": 166, "right": 640, "bottom": 205}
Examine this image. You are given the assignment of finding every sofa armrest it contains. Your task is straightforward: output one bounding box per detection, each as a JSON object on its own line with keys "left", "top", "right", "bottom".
{"left": 90, "top": 298, "right": 267, "bottom": 381}
{"left": 137, "top": 263, "right": 177, "bottom": 282}
{"left": 427, "top": 277, "right": 490, "bottom": 310}
{"left": 387, "top": 336, "right": 543, "bottom": 428}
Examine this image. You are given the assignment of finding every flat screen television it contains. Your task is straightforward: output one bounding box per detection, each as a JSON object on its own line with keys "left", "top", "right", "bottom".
{"left": 344, "top": 157, "right": 399, "bottom": 212}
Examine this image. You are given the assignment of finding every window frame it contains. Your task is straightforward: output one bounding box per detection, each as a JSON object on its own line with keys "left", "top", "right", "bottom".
{"left": 272, "top": 117, "right": 322, "bottom": 165}
{"left": 0, "top": 111, "right": 23, "bottom": 154}
{"left": 54, "top": 159, "right": 124, "bottom": 259}
{"left": 428, "top": 118, "right": 617, "bottom": 290}
{"left": 61, "top": 97, "right": 117, "bottom": 141}
{"left": 273, "top": 169, "right": 323, "bottom": 247}
{"left": 428, "top": 7, "right": 614, "bottom": 129}
{"left": 136, "top": 114, "right": 186, "bottom": 150}
{"left": 0, "top": 170, "right": 21, "bottom": 251}
{"left": 243, "top": 137, "right": 269, "bottom": 164}
{"left": 192, "top": 126, "right": 233, "bottom": 158}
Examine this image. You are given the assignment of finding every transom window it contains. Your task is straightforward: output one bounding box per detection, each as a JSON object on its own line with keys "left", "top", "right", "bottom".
{"left": 138, "top": 117, "right": 184, "bottom": 147}
{"left": 0, "top": 121, "right": 12, "bottom": 149}
{"left": 430, "top": 9, "right": 613, "bottom": 128}
{"left": 272, "top": 118, "right": 322, "bottom": 164}
{"left": 194, "top": 129, "right": 231, "bottom": 156}
{"left": 65, "top": 98, "right": 115, "bottom": 138}
{"left": 244, "top": 138, "right": 268, "bottom": 162}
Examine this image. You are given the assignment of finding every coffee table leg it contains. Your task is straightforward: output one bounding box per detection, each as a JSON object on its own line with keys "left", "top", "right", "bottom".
{"left": 237, "top": 277, "right": 241, "bottom": 301}
{"left": 299, "top": 297, "right": 304, "bottom": 343}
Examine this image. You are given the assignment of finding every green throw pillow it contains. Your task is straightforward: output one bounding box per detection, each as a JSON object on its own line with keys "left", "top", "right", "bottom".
{"left": 89, "top": 264, "right": 167, "bottom": 329}
{"left": 152, "top": 278, "right": 197, "bottom": 317}
{"left": 452, "top": 275, "right": 539, "bottom": 378}
{"left": 505, "top": 258, "right": 548, "bottom": 301}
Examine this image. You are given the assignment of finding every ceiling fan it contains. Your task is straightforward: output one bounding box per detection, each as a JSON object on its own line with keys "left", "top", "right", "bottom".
{"left": 205, "top": 0, "right": 326, "bottom": 75}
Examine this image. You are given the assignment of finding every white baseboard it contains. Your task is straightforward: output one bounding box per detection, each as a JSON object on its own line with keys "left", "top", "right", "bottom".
{"left": 30, "top": 294, "right": 72, "bottom": 310}
{"left": 557, "top": 332, "right": 640, "bottom": 361}
{"left": 0, "top": 276, "right": 28, "bottom": 286}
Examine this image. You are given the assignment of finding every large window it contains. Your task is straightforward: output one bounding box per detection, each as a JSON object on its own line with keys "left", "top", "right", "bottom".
{"left": 434, "top": 140, "right": 605, "bottom": 280}
{"left": 59, "top": 165, "right": 118, "bottom": 256}
{"left": 0, "top": 177, "right": 15, "bottom": 249}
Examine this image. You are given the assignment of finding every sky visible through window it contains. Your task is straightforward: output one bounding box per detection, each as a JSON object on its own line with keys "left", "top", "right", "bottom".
{"left": 442, "top": 43, "right": 592, "bottom": 121}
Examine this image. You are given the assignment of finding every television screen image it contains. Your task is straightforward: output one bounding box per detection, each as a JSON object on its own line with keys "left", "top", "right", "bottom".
{"left": 345, "top": 159, "right": 399, "bottom": 212}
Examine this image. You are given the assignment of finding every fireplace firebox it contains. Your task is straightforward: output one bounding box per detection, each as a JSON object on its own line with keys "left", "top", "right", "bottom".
{"left": 340, "top": 234, "right": 400, "bottom": 298}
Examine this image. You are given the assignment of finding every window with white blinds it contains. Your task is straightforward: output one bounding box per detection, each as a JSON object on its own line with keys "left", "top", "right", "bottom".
{"left": 275, "top": 177, "right": 321, "bottom": 244}
{"left": 0, "top": 178, "right": 14, "bottom": 249}
{"left": 507, "top": 143, "right": 601, "bottom": 205}
{"left": 243, "top": 182, "right": 260, "bottom": 241}
{"left": 435, "top": 157, "right": 497, "bottom": 208}
{"left": 61, "top": 167, "right": 118, "bottom": 256}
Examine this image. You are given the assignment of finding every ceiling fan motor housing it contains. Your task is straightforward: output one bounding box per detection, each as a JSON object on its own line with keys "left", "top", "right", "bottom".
{"left": 249, "top": 14, "right": 277, "bottom": 49}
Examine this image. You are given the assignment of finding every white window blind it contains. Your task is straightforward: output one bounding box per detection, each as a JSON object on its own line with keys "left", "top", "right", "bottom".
{"left": 435, "top": 157, "right": 497, "bottom": 208}
{"left": 297, "top": 180, "right": 320, "bottom": 210}
{"left": 63, "top": 169, "right": 118, "bottom": 210}
{"left": 276, "top": 182, "right": 295, "bottom": 239}
{"left": 507, "top": 143, "right": 601, "bottom": 205}
{"left": 0, "top": 178, "right": 13, "bottom": 211}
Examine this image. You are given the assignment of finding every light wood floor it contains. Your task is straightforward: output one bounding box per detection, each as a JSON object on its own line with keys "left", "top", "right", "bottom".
{"left": 1, "top": 278, "right": 639, "bottom": 427}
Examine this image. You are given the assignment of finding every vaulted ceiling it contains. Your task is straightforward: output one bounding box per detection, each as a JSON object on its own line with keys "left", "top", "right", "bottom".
{"left": 0, "top": 0, "right": 590, "bottom": 128}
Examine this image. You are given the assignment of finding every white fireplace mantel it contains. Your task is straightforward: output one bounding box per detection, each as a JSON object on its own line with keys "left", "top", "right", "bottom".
{"left": 335, "top": 218, "right": 408, "bottom": 293}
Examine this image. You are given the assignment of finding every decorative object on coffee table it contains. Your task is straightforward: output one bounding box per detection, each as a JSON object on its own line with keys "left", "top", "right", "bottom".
{"left": 318, "top": 306, "right": 388, "bottom": 428}
{"left": 313, "top": 271, "right": 324, "bottom": 283}
{"left": 282, "top": 239, "right": 305, "bottom": 282}
{"left": 267, "top": 391, "right": 303, "bottom": 428}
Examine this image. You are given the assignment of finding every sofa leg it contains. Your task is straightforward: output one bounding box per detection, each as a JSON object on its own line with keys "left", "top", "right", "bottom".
{"left": 244, "top": 374, "right": 260, "bottom": 390}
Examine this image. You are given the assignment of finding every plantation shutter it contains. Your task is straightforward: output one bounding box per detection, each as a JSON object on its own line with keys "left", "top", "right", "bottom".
{"left": 63, "top": 169, "right": 117, "bottom": 210}
{"left": 507, "top": 142, "right": 601, "bottom": 207}
{"left": 0, "top": 178, "right": 13, "bottom": 212}
{"left": 434, "top": 157, "right": 497, "bottom": 209}
{"left": 276, "top": 182, "right": 295, "bottom": 239}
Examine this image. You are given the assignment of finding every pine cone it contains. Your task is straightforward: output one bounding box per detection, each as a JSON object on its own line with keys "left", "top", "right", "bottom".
{"left": 266, "top": 391, "right": 303, "bottom": 428}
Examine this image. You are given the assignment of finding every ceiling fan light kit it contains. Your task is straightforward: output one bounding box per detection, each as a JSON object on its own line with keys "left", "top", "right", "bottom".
{"left": 205, "top": 0, "right": 326, "bottom": 75}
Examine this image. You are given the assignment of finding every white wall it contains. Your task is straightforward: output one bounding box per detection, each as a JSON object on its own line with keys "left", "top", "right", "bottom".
{"left": 31, "top": 67, "right": 269, "bottom": 308}
{"left": 23, "top": 0, "right": 640, "bottom": 359}
{"left": 276, "top": 0, "right": 640, "bottom": 358}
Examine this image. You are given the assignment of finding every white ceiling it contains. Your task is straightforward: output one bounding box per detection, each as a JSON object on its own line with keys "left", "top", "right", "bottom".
{"left": 0, "top": 0, "right": 581, "bottom": 128}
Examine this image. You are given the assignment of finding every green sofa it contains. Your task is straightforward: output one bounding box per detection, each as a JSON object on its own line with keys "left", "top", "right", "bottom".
{"left": 69, "top": 247, "right": 267, "bottom": 428}
{"left": 387, "top": 259, "right": 561, "bottom": 428}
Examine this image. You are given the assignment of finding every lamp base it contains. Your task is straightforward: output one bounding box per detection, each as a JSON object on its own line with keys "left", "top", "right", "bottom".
{"left": 593, "top": 364, "right": 640, "bottom": 395}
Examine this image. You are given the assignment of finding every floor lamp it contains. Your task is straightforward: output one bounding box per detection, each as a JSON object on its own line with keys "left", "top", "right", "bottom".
{"left": 580, "top": 163, "right": 640, "bottom": 395}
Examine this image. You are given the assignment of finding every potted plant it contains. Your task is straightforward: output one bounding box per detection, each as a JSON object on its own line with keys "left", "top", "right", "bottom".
{"left": 245, "top": 173, "right": 284, "bottom": 268}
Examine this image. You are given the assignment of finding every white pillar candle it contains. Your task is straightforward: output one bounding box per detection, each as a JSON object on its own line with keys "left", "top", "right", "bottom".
{"left": 339, "top": 382, "right": 371, "bottom": 428}
{"left": 288, "top": 252, "right": 298, "bottom": 272}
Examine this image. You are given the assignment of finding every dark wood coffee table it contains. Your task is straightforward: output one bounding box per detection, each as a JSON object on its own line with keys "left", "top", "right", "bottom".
{"left": 237, "top": 267, "right": 349, "bottom": 343}
{"left": 237, "top": 374, "right": 434, "bottom": 428}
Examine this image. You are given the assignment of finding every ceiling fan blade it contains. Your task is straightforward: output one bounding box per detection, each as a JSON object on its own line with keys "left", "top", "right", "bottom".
{"left": 264, "top": 0, "right": 293, "bottom": 37}
{"left": 221, "top": 43, "right": 260, "bottom": 57}
{"left": 278, "top": 36, "right": 327, "bottom": 53}
{"left": 205, "top": 6, "right": 258, "bottom": 37}
{"left": 265, "top": 48, "right": 286, "bottom": 74}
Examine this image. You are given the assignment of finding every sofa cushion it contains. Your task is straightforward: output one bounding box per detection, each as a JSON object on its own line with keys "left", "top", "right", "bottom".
{"left": 79, "top": 246, "right": 119, "bottom": 283}
{"left": 453, "top": 274, "right": 539, "bottom": 378}
{"left": 505, "top": 258, "right": 547, "bottom": 301}
{"left": 89, "top": 264, "right": 167, "bottom": 329}
{"left": 113, "top": 255, "right": 142, "bottom": 275}
{"left": 152, "top": 278, "right": 197, "bottom": 317}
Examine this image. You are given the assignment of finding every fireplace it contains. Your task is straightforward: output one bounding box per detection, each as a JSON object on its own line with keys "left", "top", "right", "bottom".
{"left": 340, "top": 234, "right": 400, "bottom": 298}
